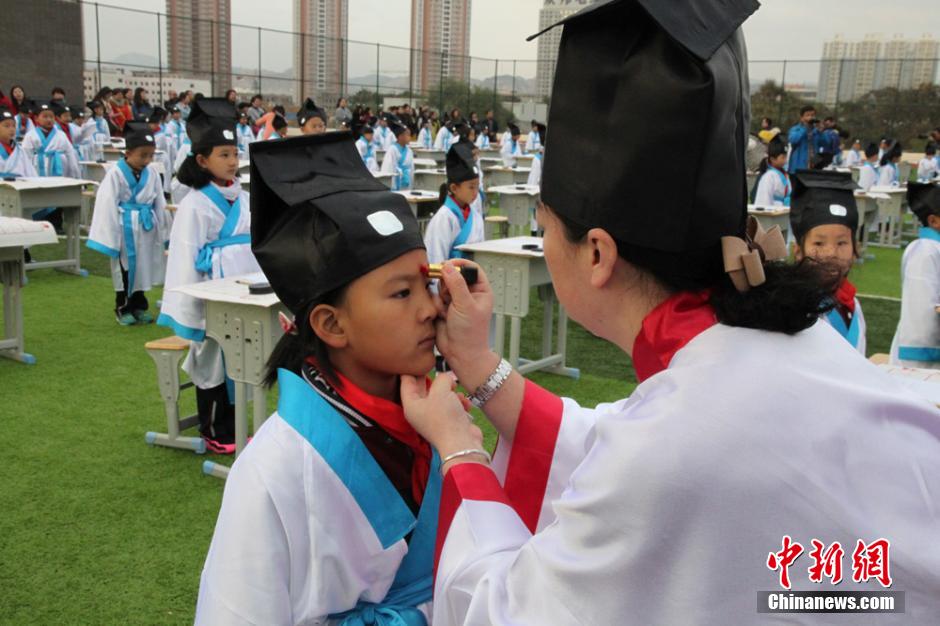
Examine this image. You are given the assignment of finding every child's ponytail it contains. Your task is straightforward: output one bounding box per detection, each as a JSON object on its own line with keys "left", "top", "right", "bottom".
{"left": 176, "top": 146, "right": 214, "bottom": 189}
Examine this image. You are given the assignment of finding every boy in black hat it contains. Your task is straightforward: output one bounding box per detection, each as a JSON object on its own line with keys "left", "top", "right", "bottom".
{"left": 891, "top": 182, "right": 940, "bottom": 368}
{"left": 790, "top": 169, "right": 865, "bottom": 354}
{"left": 20, "top": 101, "right": 82, "bottom": 211}
{"left": 424, "top": 141, "right": 484, "bottom": 266}
{"left": 297, "top": 98, "right": 327, "bottom": 135}
{"left": 380, "top": 120, "right": 414, "bottom": 190}
{"left": 87, "top": 121, "right": 170, "bottom": 325}
{"left": 158, "top": 97, "right": 261, "bottom": 454}
{"left": 196, "top": 131, "right": 440, "bottom": 625}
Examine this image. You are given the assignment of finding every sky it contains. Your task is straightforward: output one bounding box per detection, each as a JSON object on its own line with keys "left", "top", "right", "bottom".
{"left": 87, "top": 0, "right": 940, "bottom": 85}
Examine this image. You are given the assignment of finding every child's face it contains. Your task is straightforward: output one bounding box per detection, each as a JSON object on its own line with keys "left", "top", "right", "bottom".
{"left": 769, "top": 153, "right": 786, "bottom": 169}
{"left": 0, "top": 120, "right": 15, "bottom": 143}
{"left": 36, "top": 111, "right": 55, "bottom": 129}
{"left": 450, "top": 178, "right": 480, "bottom": 207}
{"left": 363, "top": 132, "right": 373, "bottom": 142}
{"left": 124, "top": 146, "right": 155, "bottom": 171}
{"left": 302, "top": 117, "right": 326, "bottom": 135}
{"left": 397, "top": 130, "right": 411, "bottom": 145}
{"left": 57, "top": 112, "right": 71, "bottom": 125}
{"left": 795, "top": 224, "right": 856, "bottom": 277}
{"left": 196, "top": 145, "right": 240, "bottom": 181}
{"left": 326, "top": 248, "right": 438, "bottom": 379}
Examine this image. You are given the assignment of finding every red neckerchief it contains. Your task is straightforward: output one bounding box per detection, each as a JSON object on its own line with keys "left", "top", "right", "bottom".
{"left": 833, "top": 278, "right": 857, "bottom": 326}
{"left": 0, "top": 142, "right": 13, "bottom": 157}
{"left": 631, "top": 290, "right": 718, "bottom": 383}
{"left": 449, "top": 194, "right": 471, "bottom": 221}
{"left": 305, "top": 357, "right": 432, "bottom": 504}
{"left": 57, "top": 121, "right": 71, "bottom": 143}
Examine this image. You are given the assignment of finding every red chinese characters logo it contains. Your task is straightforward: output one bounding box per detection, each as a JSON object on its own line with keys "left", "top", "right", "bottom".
{"left": 767, "top": 537, "right": 892, "bottom": 589}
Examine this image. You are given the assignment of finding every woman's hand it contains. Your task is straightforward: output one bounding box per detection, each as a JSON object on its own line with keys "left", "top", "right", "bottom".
{"left": 401, "top": 373, "right": 486, "bottom": 473}
{"left": 433, "top": 260, "right": 500, "bottom": 391}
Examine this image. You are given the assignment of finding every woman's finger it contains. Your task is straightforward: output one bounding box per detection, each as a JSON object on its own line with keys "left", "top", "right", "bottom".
{"left": 399, "top": 374, "right": 427, "bottom": 406}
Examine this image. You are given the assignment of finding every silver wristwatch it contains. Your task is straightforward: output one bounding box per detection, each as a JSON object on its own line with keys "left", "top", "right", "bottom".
{"left": 468, "top": 358, "right": 513, "bottom": 408}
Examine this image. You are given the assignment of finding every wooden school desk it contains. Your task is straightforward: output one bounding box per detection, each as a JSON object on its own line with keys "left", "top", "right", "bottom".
{"left": 853, "top": 191, "right": 882, "bottom": 258}
{"left": 393, "top": 190, "right": 439, "bottom": 234}
{"left": 487, "top": 184, "right": 539, "bottom": 236}
{"left": 413, "top": 148, "right": 446, "bottom": 165}
{"left": 484, "top": 166, "right": 531, "bottom": 187}
{"left": 413, "top": 158, "right": 437, "bottom": 170}
{"left": 169, "top": 275, "right": 288, "bottom": 479}
{"left": 371, "top": 171, "right": 396, "bottom": 189}
{"left": 457, "top": 236, "right": 579, "bottom": 379}
{"left": 0, "top": 217, "right": 58, "bottom": 364}
{"left": 867, "top": 186, "right": 907, "bottom": 248}
{"left": 747, "top": 204, "right": 790, "bottom": 241}
{"left": 0, "top": 177, "right": 90, "bottom": 276}
{"left": 413, "top": 169, "right": 447, "bottom": 192}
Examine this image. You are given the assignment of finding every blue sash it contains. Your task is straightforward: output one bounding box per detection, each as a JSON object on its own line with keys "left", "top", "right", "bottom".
{"left": 35, "top": 126, "right": 64, "bottom": 177}
{"left": 888, "top": 162, "right": 899, "bottom": 184}
{"left": 276, "top": 370, "right": 440, "bottom": 626}
{"left": 421, "top": 130, "right": 431, "bottom": 149}
{"left": 359, "top": 139, "right": 375, "bottom": 165}
{"left": 396, "top": 145, "right": 413, "bottom": 190}
{"left": 194, "top": 185, "right": 249, "bottom": 277}
{"left": 824, "top": 306, "right": 861, "bottom": 350}
{"left": 445, "top": 195, "right": 474, "bottom": 259}
{"left": 116, "top": 159, "right": 154, "bottom": 297}
{"left": 770, "top": 166, "right": 791, "bottom": 206}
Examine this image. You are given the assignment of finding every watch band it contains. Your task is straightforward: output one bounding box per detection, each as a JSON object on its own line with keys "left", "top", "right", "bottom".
{"left": 468, "top": 358, "right": 512, "bottom": 408}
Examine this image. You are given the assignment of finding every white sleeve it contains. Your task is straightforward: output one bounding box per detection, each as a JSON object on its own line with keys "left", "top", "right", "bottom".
{"left": 21, "top": 132, "right": 38, "bottom": 168}
{"left": 753, "top": 171, "right": 775, "bottom": 206}
{"left": 195, "top": 460, "right": 292, "bottom": 626}
{"left": 893, "top": 244, "right": 940, "bottom": 364}
{"left": 526, "top": 158, "right": 542, "bottom": 187}
{"left": 380, "top": 146, "right": 398, "bottom": 175}
{"left": 157, "top": 196, "right": 209, "bottom": 340}
{"left": 86, "top": 170, "right": 125, "bottom": 258}
{"left": 423, "top": 206, "right": 458, "bottom": 265}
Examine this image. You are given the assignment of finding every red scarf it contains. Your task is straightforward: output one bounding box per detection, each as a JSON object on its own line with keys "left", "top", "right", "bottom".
{"left": 0, "top": 141, "right": 13, "bottom": 157}
{"left": 834, "top": 278, "right": 856, "bottom": 313}
{"left": 631, "top": 290, "right": 718, "bottom": 383}
{"left": 449, "top": 194, "right": 471, "bottom": 220}
{"left": 307, "top": 357, "right": 432, "bottom": 504}
{"left": 57, "top": 121, "right": 71, "bottom": 143}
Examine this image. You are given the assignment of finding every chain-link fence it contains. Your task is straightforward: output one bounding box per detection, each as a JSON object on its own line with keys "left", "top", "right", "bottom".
{"left": 79, "top": 2, "right": 940, "bottom": 146}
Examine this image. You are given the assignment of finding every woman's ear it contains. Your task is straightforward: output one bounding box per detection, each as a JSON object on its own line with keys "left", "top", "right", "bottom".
{"left": 309, "top": 304, "right": 347, "bottom": 349}
{"left": 586, "top": 228, "right": 619, "bottom": 289}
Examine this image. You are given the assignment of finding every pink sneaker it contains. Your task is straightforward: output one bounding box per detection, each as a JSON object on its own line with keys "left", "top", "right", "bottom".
{"left": 202, "top": 436, "right": 236, "bottom": 455}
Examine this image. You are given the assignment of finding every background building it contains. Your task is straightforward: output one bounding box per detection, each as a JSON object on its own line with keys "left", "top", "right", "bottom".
{"left": 293, "top": 0, "right": 349, "bottom": 106}
{"left": 166, "top": 0, "right": 233, "bottom": 96}
{"left": 534, "top": 0, "right": 597, "bottom": 100}
{"left": 410, "top": 0, "right": 472, "bottom": 96}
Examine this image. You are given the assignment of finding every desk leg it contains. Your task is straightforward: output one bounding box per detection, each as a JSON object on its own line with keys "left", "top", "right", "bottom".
{"left": 0, "top": 258, "right": 35, "bottom": 364}
{"left": 509, "top": 316, "right": 522, "bottom": 367}
{"left": 541, "top": 288, "right": 554, "bottom": 359}
{"left": 493, "top": 314, "right": 506, "bottom": 356}
{"left": 61, "top": 206, "right": 88, "bottom": 277}
{"left": 253, "top": 383, "right": 268, "bottom": 432}
{"left": 235, "top": 381, "right": 248, "bottom": 456}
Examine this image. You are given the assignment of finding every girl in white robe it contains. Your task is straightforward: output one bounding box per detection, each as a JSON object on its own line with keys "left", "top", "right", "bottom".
{"left": 80, "top": 102, "right": 111, "bottom": 163}
{"left": 752, "top": 136, "right": 790, "bottom": 206}
{"left": 196, "top": 131, "right": 441, "bottom": 625}
{"left": 433, "top": 123, "right": 454, "bottom": 151}
{"left": 916, "top": 143, "right": 938, "bottom": 181}
{"left": 417, "top": 121, "right": 433, "bottom": 149}
{"left": 843, "top": 139, "right": 862, "bottom": 167}
{"left": 890, "top": 182, "right": 940, "bottom": 368}
{"left": 0, "top": 108, "right": 37, "bottom": 177}
{"left": 526, "top": 149, "right": 543, "bottom": 187}
{"left": 86, "top": 123, "right": 170, "bottom": 325}
{"left": 381, "top": 123, "right": 415, "bottom": 191}
{"left": 235, "top": 112, "right": 254, "bottom": 158}
{"left": 157, "top": 98, "right": 260, "bottom": 454}
{"left": 373, "top": 119, "right": 393, "bottom": 151}
{"left": 424, "top": 142, "right": 484, "bottom": 267}
{"left": 877, "top": 141, "right": 902, "bottom": 187}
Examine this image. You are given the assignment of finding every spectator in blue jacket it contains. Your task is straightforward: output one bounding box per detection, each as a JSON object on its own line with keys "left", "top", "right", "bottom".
{"left": 787, "top": 105, "right": 817, "bottom": 173}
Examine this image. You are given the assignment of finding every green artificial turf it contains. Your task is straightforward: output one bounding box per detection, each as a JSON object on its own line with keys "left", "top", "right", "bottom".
{"left": 0, "top": 237, "right": 903, "bottom": 624}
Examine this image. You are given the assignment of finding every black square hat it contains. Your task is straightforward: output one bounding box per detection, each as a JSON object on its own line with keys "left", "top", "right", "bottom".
{"left": 446, "top": 141, "right": 479, "bottom": 184}
{"left": 907, "top": 182, "right": 940, "bottom": 224}
{"left": 147, "top": 106, "right": 167, "bottom": 124}
{"left": 529, "top": 0, "right": 759, "bottom": 254}
{"left": 0, "top": 106, "right": 13, "bottom": 122}
{"left": 789, "top": 169, "right": 859, "bottom": 241}
{"left": 249, "top": 132, "right": 425, "bottom": 315}
{"left": 124, "top": 121, "right": 156, "bottom": 150}
{"left": 186, "top": 97, "right": 237, "bottom": 152}
{"left": 297, "top": 98, "right": 327, "bottom": 127}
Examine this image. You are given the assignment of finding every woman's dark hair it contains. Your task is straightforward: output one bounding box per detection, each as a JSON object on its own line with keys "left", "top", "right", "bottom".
{"left": 263, "top": 286, "right": 349, "bottom": 387}
{"left": 133, "top": 87, "right": 148, "bottom": 108}
{"left": 176, "top": 145, "right": 216, "bottom": 189}
{"left": 547, "top": 206, "right": 837, "bottom": 335}
{"left": 10, "top": 84, "right": 26, "bottom": 108}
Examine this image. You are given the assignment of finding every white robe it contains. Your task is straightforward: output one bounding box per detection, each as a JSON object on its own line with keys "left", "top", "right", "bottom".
{"left": 236, "top": 123, "right": 255, "bottom": 158}
{"left": 423, "top": 198, "right": 485, "bottom": 266}
{"left": 878, "top": 162, "right": 900, "bottom": 187}
{"left": 753, "top": 166, "right": 790, "bottom": 206}
{"left": 916, "top": 157, "right": 938, "bottom": 181}
{"left": 433, "top": 321, "right": 940, "bottom": 625}
{"left": 14, "top": 113, "right": 34, "bottom": 143}
{"left": 500, "top": 139, "right": 521, "bottom": 168}
{"left": 166, "top": 118, "right": 186, "bottom": 152}
{"left": 195, "top": 369, "right": 438, "bottom": 626}
{"left": 86, "top": 161, "right": 170, "bottom": 293}
{"left": 843, "top": 149, "right": 862, "bottom": 167}
{"left": 157, "top": 182, "right": 260, "bottom": 388}
{"left": 381, "top": 142, "right": 414, "bottom": 191}
{"left": 0, "top": 142, "right": 37, "bottom": 177}
{"left": 21, "top": 125, "right": 81, "bottom": 179}
{"left": 373, "top": 126, "right": 394, "bottom": 152}
{"left": 475, "top": 134, "right": 491, "bottom": 150}
{"left": 356, "top": 136, "right": 379, "bottom": 173}
{"left": 526, "top": 155, "right": 542, "bottom": 188}
{"left": 417, "top": 127, "right": 433, "bottom": 149}
{"left": 79, "top": 116, "right": 110, "bottom": 162}
{"left": 153, "top": 130, "right": 176, "bottom": 195}
{"left": 170, "top": 142, "right": 194, "bottom": 204}
{"left": 525, "top": 131, "right": 541, "bottom": 153}
{"left": 433, "top": 127, "right": 453, "bottom": 152}
{"left": 820, "top": 297, "right": 866, "bottom": 355}
{"left": 890, "top": 232, "right": 940, "bottom": 368}
{"left": 857, "top": 162, "right": 879, "bottom": 192}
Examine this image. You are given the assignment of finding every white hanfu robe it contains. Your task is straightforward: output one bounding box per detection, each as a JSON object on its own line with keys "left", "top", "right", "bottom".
{"left": 0, "top": 142, "right": 37, "bottom": 178}
{"left": 857, "top": 161, "right": 879, "bottom": 192}
{"left": 753, "top": 166, "right": 790, "bottom": 206}
{"left": 890, "top": 228, "right": 940, "bottom": 368}
{"left": 195, "top": 368, "right": 440, "bottom": 626}
{"left": 878, "top": 161, "right": 900, "bottom": 187}
{"left": 169, "top": 141, "right": 193, "bottom": 204}
{"left": 235, "top": 123, "right": 255, "bottom": 158}
{"left": 820, "top": 294, "right": 866, "bottom": 356}
{"left": 526, "top": 130, "right": 541, "bottom": 153}
{"left": 21, "top": 125, "right": 81, "bottom": 179}
{"left": 373, "top": 125, "right": 393, "bottom": 152}
{"left": 166, "top": 118, "right": 186, "bottom": 152}
{"left": 153, "top": 130, "right": 176, "bottom": 195}
{"left": 433, "top": 126, "right": 453, "bottom": 152}
{"left": 417, "top": 127, "right": 433, "bottom": 149}
{"left": 13, "top": 113, "right": 34, "bottom": 143}
{"left": 157, "top": 182, "right": 260, "bottom": 389}
{"left": 356, "top": 136, "right": 379, "bottom": 173}
{"left": 424, "top": 195, "right": 485, "bottom": 266}
{"left": 381, "top": 142, "right": 414, "bottom": 191}
{"left": 475, "top": 134, "right": 491, "bottom": 150}
{"left": 526, "top": 153, "right": 542, "bottom": 188}
{"left": 86, "top": 159, "right": 170, "bottom": 295}
{"left": 917, "top": 157, "right": 938, "bottom": 181}
{"left": 432, "top": 316, "right": 940, "bottom": 625}
{"left": 500, "top": 138, "right": 522, "bottom": 168}
{"left": 843, "top": 149, "right": 862, "bottom": 167}
{"left": 79, "top": 116, "right": 110, "bottom": 162}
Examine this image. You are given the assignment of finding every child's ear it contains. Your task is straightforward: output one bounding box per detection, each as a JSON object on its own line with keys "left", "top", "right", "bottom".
{"left": 309, "top": 305, "right": 347, "bottom": 349}
{"left": 792, "top": 242, "right": 804, "bottom": 262}
{"left": 928, "top": 214, "right": 940, "bottom": 231}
